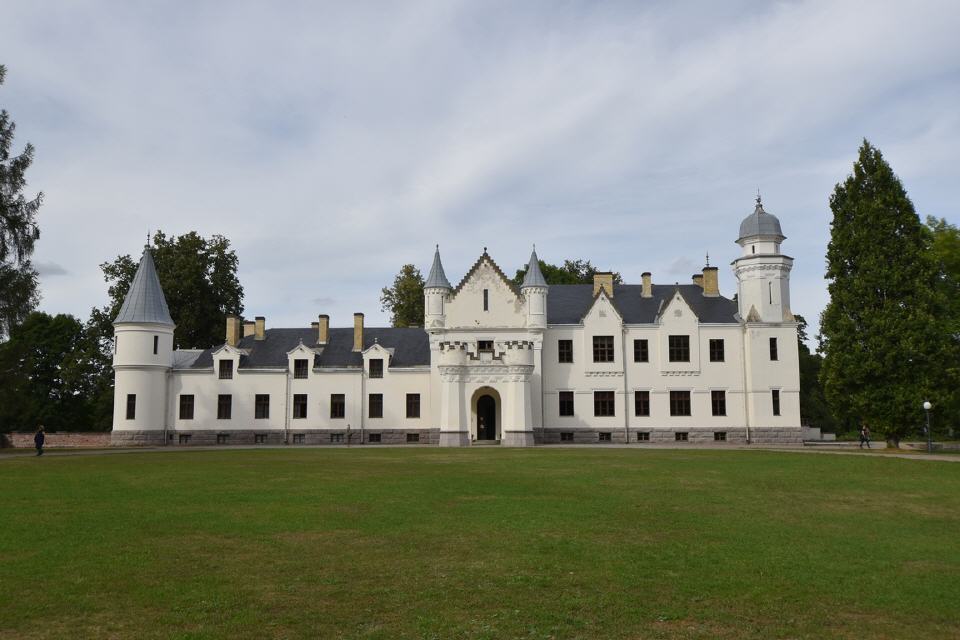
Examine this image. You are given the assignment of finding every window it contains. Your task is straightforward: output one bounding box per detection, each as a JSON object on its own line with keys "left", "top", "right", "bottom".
{"left": 330, "top": 433, "right": 343, "bottom": 443}
{"left": 179, "top": 395, "right": 194, "bottom": 420}
{"left": 254, "top": 434, "right": 266, "bottom": 444}
{"left": 711, "top": 390, "right": 726, "bottom": 416}
{"left": 558, "top": 340, "right": 573, "bottom": 363}
{"left": 217, "top": 394, "right": 232, "bottom": 420}
{"left": 669, "top": 391, "right": 691, "bottom": 416}
{"left": 406, "top": 433, "right": 420, "bottom": 443}
{"left": 593, "top": 336, "right": 614, "bottom": 362}
{"left": 178, "top": 434, "right": 191, "bottom": 444}
{"left": 714, "top": 432, "right": 727, "bottom": 442}
{"left": 558, "top": 391, "right": 575, "bottom": 417}
{"left": 634, "top": 339, "right": 649, "bottom": 363}
{"left": 772, "top": 390, "right": 781, "bottom": 416}
{"left": 255, "top": 394, "right": 270, "bottom": 419}
{"left": 293, "top": 394, "right": 307, "bottom": 419}
{"left": 594, "top": 391, "right": 615, "bottom": 417}
{"left": 668, "top": 336, "right": 690, "bottom": 362}
{"left": 675, "top": 432, "right": 689, "bottom": 442}
{"left": 369, "top": 393, "right": 383, "bottom": 419}
{"left": 219, "top": 360, "right": 233, "bottom": 380}
{"left": 153, "top": 335, "right": 158, "bottom": 355}
{"left": 406, "top": 393, "right": 421, "bottom": 419}
{"left": 637, "top": 432, "right": 650, "bottom": 442}
{"left": 769, "top": 337, "right": 778, "bottom": 361}
{"left": 294, "top": 359, "right": 309, "bottom": 379}
{"left": 634, "top": 391, "right": 650, "bottom": 417}
{"left": 598, "top": 432, "right": 612, "bottom": 442}
{"left": 292, "top": 434, "right": 305, "bottom": 444}
{"left": 560, "top": 432, "right": 574, "bottom": 442}
{"left": 216, "top": 434, "right": 229, "bottom": 445}
{"left": 368, "top": 358, "right": 383, "bottom": 378}
{"left": 126, "top": 394, "right": 136, "bottom": 420}
{"left": 709, "top": 339, "right": 725, "bottom": 362}
{"left": 478, "top": 340, "right": 494, "bottom": 353}
{"left": 330, "top": 394, "right": 345, "bottom": 419}
{"left": 483, "top": 289, "right": 489, "bottom": 311}
{"left": 368, "top": 433, "right": 382, "bottom": 443}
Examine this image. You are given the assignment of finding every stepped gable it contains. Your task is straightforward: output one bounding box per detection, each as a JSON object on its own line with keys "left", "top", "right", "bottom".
{"left": 452, "top": 250, "right": 520, "bottom": 297}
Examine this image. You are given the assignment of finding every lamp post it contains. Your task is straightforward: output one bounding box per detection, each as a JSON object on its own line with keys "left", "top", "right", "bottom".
{"left": 923, "top": 401, "right": 932, "bottom": 453}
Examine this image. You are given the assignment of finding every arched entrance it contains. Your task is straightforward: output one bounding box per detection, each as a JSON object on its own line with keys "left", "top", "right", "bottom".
{"left": 471, "top": 386, "right": 501, "bottom": 442}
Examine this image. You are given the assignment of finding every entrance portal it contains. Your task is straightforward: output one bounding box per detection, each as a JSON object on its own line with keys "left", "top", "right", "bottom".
{"left": 477, "top": 394, "right": 497, "bottom": 441}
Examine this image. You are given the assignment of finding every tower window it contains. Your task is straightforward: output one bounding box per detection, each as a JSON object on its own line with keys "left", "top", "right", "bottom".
{"left": 769, "top": 337, "right": 778, "bottom": 361}
{"left": 153, "top": 335, "right": 158, "bottom": 355}
{"left": 752, "top": 245, "right": 756, "bottom": 254}
{"left": 772, "top": 390, "right": 781, "bottom": 416}
{"left": 125, "top": 394, "right": 136, "bottom": 420}
{"left": 769, "top": 282, "right": 773, "bottom": 304}
{"left": 483, "top": 289, "right": 489, "bottom": 311}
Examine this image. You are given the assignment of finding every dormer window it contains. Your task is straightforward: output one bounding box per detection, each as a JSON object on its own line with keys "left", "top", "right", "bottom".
{"left": 293, "top": 359, "right": 309, "bottom": 379}
{"left": 218, "top": 360, "right": 234, "bottom": 380}
{"left": 478, "top": 340, "right": 494, "bottom": 353}
{"left": 369, "top": 358, "right": 383, "bottom": 378}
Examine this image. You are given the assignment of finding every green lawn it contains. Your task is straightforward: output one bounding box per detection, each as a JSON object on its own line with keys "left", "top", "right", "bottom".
{"left": 1, "top": 449, "right": 958, "bottom": 639}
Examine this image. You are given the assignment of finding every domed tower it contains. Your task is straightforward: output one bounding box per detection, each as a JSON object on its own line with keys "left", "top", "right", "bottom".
{"left": 732, "top": 195, "right": 794, "bottom": 323}
{"left": 111, "top": 245, "right": 175, "bottom": 445}
{"left": 424, "top": 245, "right": 452, "bottom": 331}
{"left": 521, "top": 246, "right": 548, "bottom": 330}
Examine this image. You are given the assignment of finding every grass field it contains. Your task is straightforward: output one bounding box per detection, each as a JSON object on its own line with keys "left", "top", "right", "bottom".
{"left": 2, "top": 448, "right": 958, "bottom": 639}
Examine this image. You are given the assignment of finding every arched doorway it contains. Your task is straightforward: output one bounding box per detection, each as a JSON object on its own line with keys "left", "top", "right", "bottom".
{"left": 477, "top": 394, "right": 497, "bottom": 441}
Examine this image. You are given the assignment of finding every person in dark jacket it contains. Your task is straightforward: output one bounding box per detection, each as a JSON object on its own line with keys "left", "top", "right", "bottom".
{"left": 34, "top": 425, "right": 45, "bottom": 456}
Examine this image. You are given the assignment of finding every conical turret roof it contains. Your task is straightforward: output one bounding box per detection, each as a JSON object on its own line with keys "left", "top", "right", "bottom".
{"left": 424, "top": 245, "right": 452, "bottom": 289}
{"left": 521, "top": 247, "right": 548, "bottom": 289}
{"left": 113, "top": 246, "right": 174, "bottom": 325}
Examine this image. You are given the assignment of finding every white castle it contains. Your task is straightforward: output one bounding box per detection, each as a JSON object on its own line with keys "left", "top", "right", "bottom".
{"left": 112, "top": 197, "right": 801, "bottom": 446}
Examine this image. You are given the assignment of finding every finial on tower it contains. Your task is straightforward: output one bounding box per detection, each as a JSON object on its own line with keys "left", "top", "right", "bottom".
{"left": 756, "top": 188, "right": 762, "bottom": 206}
{"left": 146, "top": 229, "right": 151, "bottom": 248}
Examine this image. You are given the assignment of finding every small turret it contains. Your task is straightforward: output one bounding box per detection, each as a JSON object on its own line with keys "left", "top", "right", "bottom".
{"left": 732, "top": 195, "right": 794, "bottom": 322}
{"left": 424, "top": 245, "right": 451, "bottom": 330}
{"left": 521, "top": 246, "right": 548, "bottom": 329}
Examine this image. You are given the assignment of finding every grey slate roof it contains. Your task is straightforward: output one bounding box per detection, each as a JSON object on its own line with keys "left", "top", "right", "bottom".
{"left": 547, "top": 284, "right": 739, "bottom": 324}
{"left": 521, "top": 248, "right": 548, "bottom": 289}
{"left": 114, "top": 247, "right": 174, "bottom": 325}
{"left": 424, "top": 246, "right": 452, "bottom": 289}
{"left": 738, "top": 197, "right": 785, "bottom": 242}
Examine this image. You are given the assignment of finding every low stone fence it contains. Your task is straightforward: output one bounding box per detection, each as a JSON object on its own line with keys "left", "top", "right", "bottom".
{"left": 3, "top": 432, "right": 112, "bottom": 448}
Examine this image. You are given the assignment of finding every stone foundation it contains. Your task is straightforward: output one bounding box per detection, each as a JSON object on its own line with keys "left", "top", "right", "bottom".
{"left": 501, "top": 430, "right": 536, "bottom": 447}
{"left": 111, "top": 430, "right": 167, "bottom": 446}
{"left": 6, "top": 432, "right": 113, "bottom": 448}
{"left": 439, "top": 431, "right": 471, "bottom": 447}
{"left": 746, "top": 426, "right": 803, "bottom": 445}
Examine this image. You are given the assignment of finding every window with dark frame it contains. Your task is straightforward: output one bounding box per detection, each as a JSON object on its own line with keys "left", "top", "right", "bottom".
{"left": 368, "top": 433, "right": 382, "bottom": 443}
{"left": 772, "top": 389, "right": 781, "bottom": 416}
{"left": 293, "top": 394, "right": 307, "bottom": 419}
{"left": 330, "top": 394, "right": 345, "bottom": 419}
{"left": 598, "top": 432, "right": 612, "bottom": 442}
{"left": 219, "top": 359, "right": 233, "bottom": 380}
{"left": 634, "top": 390, "right": 650, "bottom": 416}
{"left": 126, "top": 394, "right": 136, "bottom": 420}
{"left": 711, "top": 390, "right": 726, "bottom": 416}
{"left": 770, "top": 337, "right": 778, "bottom": 361}
{"left": 478, "top": 340, "right": 494, "bottom": 353}
{"left": 179, "top": 394, "right": 194, "bottom": 420}
{"left": 294, "top": 359, "right": 309, "bottom": 379}
{"left": 558, "top": 340, "right": 573, "bottom": 363}
{"left": 594, "top": 391, "right": 615, "bottom": 417}
{"left": 255, "top": 394, "right": 270, "bottom": 419}
{"left": 559, "top": 391, "right": 574, "bottom": 417}
{"left": 668, "top": 335, "right": 690, "bottom": 362}
{"left": 179, "top": 434, "right": 191, "bottom": 444}
{"left": 593, "top": 336, "right": 615, "bottom": 362}
{"left": 709, "top": 339, "right": 725, "bottom": 362}
{"left": 637, "top": 432, "right": 650, "bottom": 441}
{"left": 292, "top": 433, "right": 305, "bottom": 444}
{"left": 216, "top": 434, "right": 229, "bottom": 444}
{"left": 255, "top": 434, "right": 267, "bottom": 444}
{"left": 669, "top": 390, "right": 691, "bottom": 416}
{"left": 330, "top": 433, "right": 343, "bottom": 443}
{"left": 406, "top": 433, "right": 420, "bottom": 443}
{"left": 153, "top": 335, "right": 158, "bottom": 355}
{"left": 714, "top": 432, "right": 727, "bottom": 441}
{"left": 634, "top": 339, "right": 649, "bottom": 363}
{"left": 369, "top": 393, "right": 383, "bottom": 418}
{"left": 675, "top": 432, "right": 689, "bottom": 441}
{"left": 217, "top": 394, "right": 232, "bottom": 420}
{"left": 560, "top": 432, "right": 574, "bottom": 442}
{"left": 369, "top": 358, "right": 383, "bottom": 378}
{"left": 406, "top": 393, "right": 421, "bottom": 419}
{"left": 483, "top": 289, "right": 489, "bottom": 311}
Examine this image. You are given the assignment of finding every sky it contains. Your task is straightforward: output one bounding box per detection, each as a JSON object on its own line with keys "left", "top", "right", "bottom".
{"left": 2, "top": 0, "right": 959, "bottom": 347}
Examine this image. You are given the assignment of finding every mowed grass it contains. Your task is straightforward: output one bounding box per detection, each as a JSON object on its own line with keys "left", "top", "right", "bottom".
{"left": 1, "top": 449, "right": 958, "bottom": 639}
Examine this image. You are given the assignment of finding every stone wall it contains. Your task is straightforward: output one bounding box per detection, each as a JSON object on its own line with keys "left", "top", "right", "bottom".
{"left": 6, "top": 432, "right": 112, "bottom": 448}
{"left": 538, "top": 427, "right": 750, "bottom": 444}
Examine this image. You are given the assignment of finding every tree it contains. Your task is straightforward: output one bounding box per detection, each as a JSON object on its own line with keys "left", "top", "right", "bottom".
{"left": 0, "top": 65, "right": 42, "bottom": 338}
{"left": 381, "top": 264, "right": 425, "bottom": 327}
{"left": 924, "top": 216, "right": 960, "bottom": 430}
{"left": 818, "top": 140, "right": 956, "bottom": 445}
{"left": 794, "top": 315, "right": 835, "bottom": 433}
{"left": 512, "top": 259, "right": 622, "bottom": 287}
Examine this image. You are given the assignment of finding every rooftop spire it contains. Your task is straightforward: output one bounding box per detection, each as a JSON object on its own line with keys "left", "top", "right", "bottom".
{"left": 424, "top": 245, "right": 452, "bottom": 289}
{"left": 114, "top": 245, "right": 174, "bottom": 325}
{"left": 521, "top": 246, "right": 548, "bottom": 289}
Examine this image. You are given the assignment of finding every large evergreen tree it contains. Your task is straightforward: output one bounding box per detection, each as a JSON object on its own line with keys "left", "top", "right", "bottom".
{"left": 0, "top": 65, "right": 42, "bottom": 338}
{"left": 819, "top": 141, "right": 956, "bottom": 445}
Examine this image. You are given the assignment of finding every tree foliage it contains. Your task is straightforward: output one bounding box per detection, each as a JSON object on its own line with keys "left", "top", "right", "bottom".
{"left": 512, "top": 259, "right": 622, "bottom": 287}
{"left": 794, "top": 315, "right": 835, "bottom": 432}
{"left": 818, "top": 141, "right": 957, "bottom": 444}
{"left": 381, "top": 264, "right": 425, "bottom": 327}
{"left": 0, "top": 65, "right": 42, "bottom": 338}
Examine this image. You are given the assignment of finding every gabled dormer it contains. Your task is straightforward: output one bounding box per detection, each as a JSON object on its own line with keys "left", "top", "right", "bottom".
{"left": 287, "top": 342, "right": 318, "bottom": 380}
{"left": 212, "top": 343, "right": 244, "bottom": 380}
{"left": 363, "top": 342, "right": 394, "bottom": 379}
{"left": 657, "top": 287, "right": 700, "bottom": 373}
{"left": 581, "top": 288, "right": 623, "bottom": 373}
{"left": 445, "top": 250, "right": 527, "bottom": 330}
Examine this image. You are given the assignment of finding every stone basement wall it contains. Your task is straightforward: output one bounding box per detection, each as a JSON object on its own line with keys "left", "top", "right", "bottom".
{"left": 537, "top": 427, "right": 801, "bottom": 445}
{"left": 7, "top": 432, "right": 112, "bottom": 448}
{"left": 130, "top": 429, "right": 441, "bottom": 446}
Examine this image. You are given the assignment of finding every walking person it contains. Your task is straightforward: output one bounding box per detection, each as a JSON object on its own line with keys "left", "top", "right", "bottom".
{"left": 859, "top": 423, "right": 871, "bottom": 449}
{"left": 34, "top": 425, "right": 45, "bottom": 456}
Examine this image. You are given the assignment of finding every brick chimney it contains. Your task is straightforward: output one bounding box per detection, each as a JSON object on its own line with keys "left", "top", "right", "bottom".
{"left": 243, "top": 320, "right": 255, "bottom": 338}
{"left": 225, "top": 315, "right": 241, "bottom": 347}
{"left": 353, "top": 313, "right": 364, "bottom": 352}
{"left": 255, "top": 316, "right": 266, "bottom": 340}
{"left": 692, "top": 273, "right": 704, "bottom": 288}
{"left": 641, "top": 272, "right": 652, "bottom": 298}
{"left": 318, "top": 314, "right": 329, "bottom": 344}
{"left": 702, "top": 267, "right": 719, "bottom": 297}
{"left": 593, "top": 272, "right": 614, "bottom": 298}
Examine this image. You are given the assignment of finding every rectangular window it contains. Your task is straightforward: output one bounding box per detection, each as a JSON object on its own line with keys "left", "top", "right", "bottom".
{"left": 219, "top": 360, "right": 233, "bottom": 380}
{"left": 255, "top": 394, "right": 269, "bottom": 419}
{"left": 598, "top": 432, "right": 612, "bottom": 442}
{"left": 483, "top": 289, "right": 489, "bottom": 311}
{"left": 368, "top": 358, "right": 383, "bottom": 378}
{"left": 633, "top": 339, "right": 649, "bottom": 363}
{"left": 668, "top": 336, "right": 690, "bottom": 362}
{"left": 669, "top": 391, "right": 691, "bottom": 416}
{"left": 709, "top": 339, "right": 725, "bottom": 362}
{"left": 559, "top": 391, "right": 575, "bottom": 417}
{"left": 330, "top": 433, "right": 343, "bottom": 443}
{"left": 675, "top": 432, "right": 689, "bottom": 442}
{"left": 560, "top": 432, "right": 574, "bottom": 442}
{"left": 153, "top": 335, "right": 158, "bottom": 355}
{"left": 558, "top": 340, "right": 573, "bottom": 363}
{"left": 593, "top": 336, "right": 615, "bottom": 363}
{"left": 293, "top": 394, "right": 307, "bottom": 419}
{"left": 254, "top": 434, "right": 266, "bottom": 444}
{"left": 637, "top": 432, "right": 650, "bottom": 442}
{"left": 126, "top": 394, "right": 136, "bottom": 420}
{"left": 179, "top": 394, "right": 194, "bottom": 420}
{"left": 478, "top": 340, "right": 494, "bottom": 353}
{"left": 330, "top": 394, "right": 345, "bottom": 419}
{"left": 178, "top": 434, "right": 191, "bottom": 444}
{"left": 772, "top": 390, "right": 781, "bottom": 416}
{"left": 714, "top": 431, "right": 727, "bottom": 442}
{"left": 368, "top": 433, "right": 382, "bottom": 443}
{"left": 216, "top": 434, "right": 229, "bottom": 444}
{"left": 711, "top": 390, "right": 726, "bottom": 416}
{"left": 294, "top": 359, "right": 309, "bottom": 379}
{"left": 594, "top": 391, "right": 615, "bottom": 417}
{"left": 406, "top": 393, "right": 421, "bottom": 419}
{"left": 292, "top": 433, "right": 305, "bottom": 444}
{"left": 770, "top": 337, "right": 778, "bottom": 361}
{"left": 634, "top": 391, "right": 650, "bottom": 417}
{"left": 406, "top": 433, "right": 420, "bottom": 443}
{"left": 217, "top": 394, "right": 232, "bottom": 420}
{"left": 369, "top": 393, "right": 383, "bottom": 419}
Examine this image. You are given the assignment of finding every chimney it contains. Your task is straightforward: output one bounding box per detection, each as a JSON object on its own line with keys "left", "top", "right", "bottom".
{"left": 225, "top": 315, "right": 241, "bottom": 347}
{"left": 318, "top": 314, "right": 329, "bottom": 344}
{"left": 255, "top": 316, "right": 265, "bottom": 340}
{"left": 243, "top": 320, "right": 255, "bottom": 338}
{"left": 641, "top": 272, "right": 652, "bottom": 298}
{"left": 702, "top": 267, "right": 719, "bottom": 297}
{"left": 353, "top": 313, "right": 364, "bottom": 352}
{"left": 593, "top": 272, "right": 614, "bottom": 298}
{"left": 692, "top": 274, "right": 704, "bottom": 288}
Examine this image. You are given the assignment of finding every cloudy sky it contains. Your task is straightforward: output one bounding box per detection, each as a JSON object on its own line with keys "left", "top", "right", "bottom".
{"left": 3, "top": 0, "right": 958, "bottom": 345}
